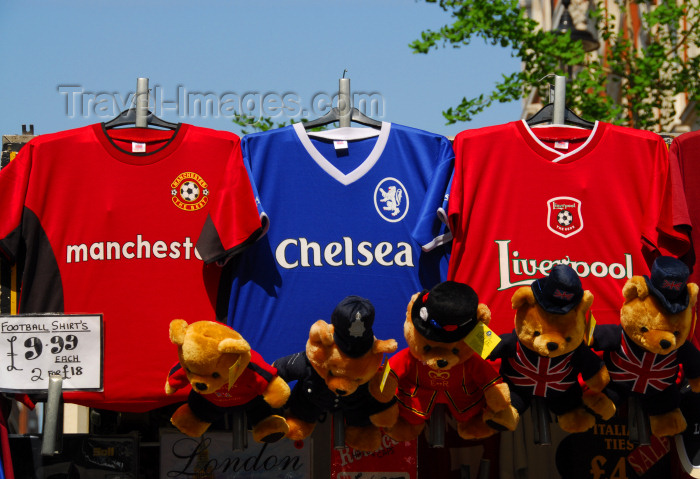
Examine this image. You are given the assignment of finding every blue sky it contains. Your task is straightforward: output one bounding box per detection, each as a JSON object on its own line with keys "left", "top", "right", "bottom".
{"left": 0, "top": 1, "right": 522, "bottom": 138}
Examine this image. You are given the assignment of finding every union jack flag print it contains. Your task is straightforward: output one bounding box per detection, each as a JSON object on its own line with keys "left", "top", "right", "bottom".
{"left": 507, "top": 342, "right": 575, "bottom": 397}
{"left": 608, "top": 333, "right": 678, "bottom": 394}
{"left": 553, "top": 289, "right": 574, "bottom": 301}
{"left": 661, "top": 279, "right": 683, "bottom": 292}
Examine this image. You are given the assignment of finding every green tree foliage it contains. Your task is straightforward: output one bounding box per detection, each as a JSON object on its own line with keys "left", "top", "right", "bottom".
{"left": 231, "top": 114, "right": 294, "bottom": 136}
{"left": 231, "top": 114, "right": 328, "bottom": 135}
{"left": 412, "top": 0, "right": 700, "bottom": 131}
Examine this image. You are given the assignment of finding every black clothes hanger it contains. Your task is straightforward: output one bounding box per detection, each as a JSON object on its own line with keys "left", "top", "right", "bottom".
{"left": 103, "top": 108, "right": 178, "bottom": 130}
{"left": 103, "top": 78, "right": 178, "bottom": 130}
{"left": 527, "top": 75, "right": 595, "bottom": 129}
{"left": 303, "top": 106, "right": 382, "bottom": 130}
{"left": 304, "top": 71, "right": 382, "bottom": 130}
{"left": 526, "top": 103, "right": 595, "bottom": 129}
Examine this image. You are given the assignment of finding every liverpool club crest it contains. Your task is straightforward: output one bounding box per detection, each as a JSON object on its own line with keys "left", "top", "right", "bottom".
{"left": 547, "top": 196, "right": 583, "bottom": 238}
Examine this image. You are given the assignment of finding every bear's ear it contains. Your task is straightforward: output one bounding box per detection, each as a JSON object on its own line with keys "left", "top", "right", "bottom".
{"left": 476, "top": 303, "right": 491, "bottom": 326}
{"left": 405, "top": 291, "right": 422, "bottom": 320}
{"left": 511, "top": 287, "right": 535, "bottom": 310}
{"left": 169, "top": 319, "right": 189, "bottom": 346}
{"left": 578, "top": 290, "right": 594, "bottom": 314}
{"left": 309, "top": 320, "right": 335, "bottom": 348}
{"left": 622, "top": 276, "right": 648, "bottom": 302}
{"left": 218, "top": 337, "right": 251, "bottom": 355}
{"left": 688, "top": 283, "right": 699, "bottom": 309}
{"left": 372, "top": 338, "right": 398, "bottom": 355}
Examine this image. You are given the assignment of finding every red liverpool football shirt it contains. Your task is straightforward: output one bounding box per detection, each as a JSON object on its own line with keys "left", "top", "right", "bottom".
{"left": 0, "top": 123, "right": 263, "bottom": 412}
{"left": 446, "top": 121, "right": 690, "bottom": 335}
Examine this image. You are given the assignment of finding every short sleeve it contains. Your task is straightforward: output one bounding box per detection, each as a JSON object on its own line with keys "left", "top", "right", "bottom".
{"left": 273, "top": 351, "right": 307, "bottom": 382}
{"left": 411, "top": 136, "right": 455, "bottom": 251}
{"left": 166, "top": 363, "right": 189, "bottom": 391}
{"left": 0, "top": 141, "right": 35, "bottom": 263}
{"left": 488, "top": 331, "right": 517, "bottom": 361}
{"left": 248, "top": 350, "right": 279, "bottom": 395}
{"left": 446, "top": 132, "right": 467, "bottom": 251}
{"left": 196, "top": 139, "right": 265, "bottom": 264}
{"left": 573, "top": 343, "right": 605, "bottom": 381}
{"left": 641, "top": 137, "right": 691, "bottom": 259}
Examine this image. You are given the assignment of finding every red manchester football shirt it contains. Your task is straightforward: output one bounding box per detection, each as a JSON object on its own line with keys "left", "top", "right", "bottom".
{"left": 0, "top": 123, "right": 263, "bottom": 412}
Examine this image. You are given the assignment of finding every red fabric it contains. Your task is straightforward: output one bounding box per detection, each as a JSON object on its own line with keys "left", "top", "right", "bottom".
{"left": 203, "top": 351, "right": 277, "bottom": 407}
{"left": 389, "top": 348, "right": 502, "bottom": 424}
{"left": 0, "top": 124, "right": 262, "bottom": 412}
{"left": 669, "top": 131, "right": 700, "bottom": 347}
{"left": 168, "top": 350, "right": 276, "bottom": 406}
{"left": 447, "top": 121, "right": 691, "bottom": 336}
{"left": 12, "top": 395, "right": 33, "bottom": 411}
{"left": 0, "top": 398, "right": 12, "bottom": 479}
{"left": 166, "top": 364, "right": 190, "bottom": 391}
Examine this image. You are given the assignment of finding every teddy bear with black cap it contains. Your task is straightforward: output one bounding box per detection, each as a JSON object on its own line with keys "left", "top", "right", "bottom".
{"left": 274, "top": 295, "right": 399, "bottom": 451}
{"left": 592, "top": 256, "right": 700, "bottom": 437}
{"left": 489, "top": 264, "right": 615, "bottom": 433}
{"left": 387, "top": 281, "right": 518, "bottom": 442}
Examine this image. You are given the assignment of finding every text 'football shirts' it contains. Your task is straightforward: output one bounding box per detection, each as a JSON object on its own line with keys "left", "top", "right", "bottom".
{"left": 201, "top": 122, "right": 454, "bottom": 361}
{"left": 445, "top": 120, "right": 690, "bottom": 335}
{"left": 0, "top": 124, "right": 263, "bottom": 412}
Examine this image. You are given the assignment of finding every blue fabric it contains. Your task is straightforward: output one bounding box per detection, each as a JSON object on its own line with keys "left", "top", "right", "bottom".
{"left": 228, "top": 123, "right": 454, "bottom": 362}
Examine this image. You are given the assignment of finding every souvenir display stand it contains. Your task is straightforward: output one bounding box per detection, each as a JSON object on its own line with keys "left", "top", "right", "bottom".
{"left": 1, "top": 73, "right": 699, "bottom": 479}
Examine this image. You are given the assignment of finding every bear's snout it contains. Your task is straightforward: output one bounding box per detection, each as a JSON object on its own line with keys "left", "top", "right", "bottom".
{"left": 195, "top": 382, "right": 208, "bottom": 391}
{"left": 437, "top": 359, "right": 449, "bottom": 368}
{"left": 643, "top": 329, "right": 679, "bottom": 354}
{"left": 335, "top": 388, "right": 347, "bottom": 396}
{"left": 546, "top": 342, "right": 559, "bottom": 352}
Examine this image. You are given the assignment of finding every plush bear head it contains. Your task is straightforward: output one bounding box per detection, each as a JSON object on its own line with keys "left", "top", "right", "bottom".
{"left": 393, "top": 281, "right": 519, "bottom": 441}
{"left": 169, "top": 319, "right": 252, "bottom": 394}
{"left": 404, "top": 281, "right": 491, "bottom": 370}
{"left": 512, "top": 264, "right": 594, "bottom": 358}
{"left": 620, "top": 257, "right": 699, "bottom": 355}
{"left": 306, "top": 296, "right": 397, "bottom": 397}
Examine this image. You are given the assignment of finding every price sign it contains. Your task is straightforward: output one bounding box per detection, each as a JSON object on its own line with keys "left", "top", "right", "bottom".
{"left": 0, "top": 314, "right": 102, "bottom": 392}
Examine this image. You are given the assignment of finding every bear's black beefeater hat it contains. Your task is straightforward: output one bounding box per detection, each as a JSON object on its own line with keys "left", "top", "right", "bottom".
{"left": 411, "top": 281, "right": 479, "bottom": 343}
{"left": 531, "top": 264, "right": 583, "bottom": 314}
{"left": 644, "top": 256, "right": 690, "bottom": 315}
{"left": 332, "top": 295, "right": 375, "bottom": 358}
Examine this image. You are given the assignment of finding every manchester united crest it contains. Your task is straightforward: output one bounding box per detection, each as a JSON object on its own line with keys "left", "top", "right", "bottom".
{"left": 171, "top": 172, "right": 209, "bottom": 211}
{"left": 547, "top": 196, "right": 583, "bottom": 238}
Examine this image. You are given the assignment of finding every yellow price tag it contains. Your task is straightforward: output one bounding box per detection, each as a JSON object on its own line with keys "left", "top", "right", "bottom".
{"left": 379, "top": 355, "right": 391, "bottom": 393}
{"left": 464, "top": 322, "right": 501, "bottom": 359}
{"left": 585, "top": 312, "right": 597, "bottom": 346}
{"left": 689, "top": 311, "right": 697, "bottom": 341}
{"left": 228, "top": 357, "right": 245, "bottom": 390}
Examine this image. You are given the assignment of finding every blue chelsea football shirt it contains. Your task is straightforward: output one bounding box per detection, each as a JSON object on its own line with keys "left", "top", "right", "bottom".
{"left": 200, "top": 122, "right": 454, "bottom": 362}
